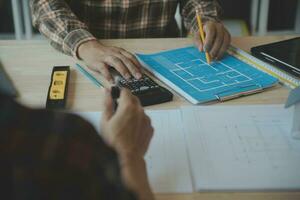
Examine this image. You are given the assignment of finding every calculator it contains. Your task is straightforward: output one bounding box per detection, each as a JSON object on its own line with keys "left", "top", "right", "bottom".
{"left": 109, "top": 68, "right": 173, "bottom": 106}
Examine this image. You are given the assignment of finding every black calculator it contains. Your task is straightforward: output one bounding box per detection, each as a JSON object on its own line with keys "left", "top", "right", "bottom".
{"left": 110, "top": 68, "right": 173, "bottom": 106}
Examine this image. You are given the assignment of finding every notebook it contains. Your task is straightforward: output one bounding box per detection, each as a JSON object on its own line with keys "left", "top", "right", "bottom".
{"left": 136, "top": 46, "right": 278, "bottom": 104}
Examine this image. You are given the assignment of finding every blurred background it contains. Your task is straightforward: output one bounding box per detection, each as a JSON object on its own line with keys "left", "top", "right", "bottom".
{"left": 1, "top": 0, "right": 300, "bottom": 40}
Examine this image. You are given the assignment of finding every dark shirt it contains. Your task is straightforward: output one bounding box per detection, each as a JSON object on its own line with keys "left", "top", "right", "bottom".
{"left": 0, "top": 92, "right": 136, "bottom": 200}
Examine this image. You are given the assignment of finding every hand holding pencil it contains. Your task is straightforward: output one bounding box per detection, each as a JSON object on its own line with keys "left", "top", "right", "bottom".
{"left": 194, "top": 9, "right": 231, "bottom": 62}
{"left": 196, "top": 10, "right": 211, "bottom": 64}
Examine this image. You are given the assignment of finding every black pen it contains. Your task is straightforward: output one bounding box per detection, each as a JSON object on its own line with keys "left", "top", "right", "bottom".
{"left": 110, "top": 86, "right": 120, "bottom": 111}
{"left": 111, "top": 86, "right": 120, "bottom": 112}
{"left": 110, "top": 71, "right": 123, "bottom": 111}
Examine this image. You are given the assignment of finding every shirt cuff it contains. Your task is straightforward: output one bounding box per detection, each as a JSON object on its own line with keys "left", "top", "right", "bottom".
{"left": 62, "top": 29, "right": 97, "bottom": 59}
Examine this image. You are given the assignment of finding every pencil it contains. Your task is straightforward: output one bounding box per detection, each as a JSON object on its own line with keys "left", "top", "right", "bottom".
{"left": 196, "top": 9, "right": 211, "bottom": 64}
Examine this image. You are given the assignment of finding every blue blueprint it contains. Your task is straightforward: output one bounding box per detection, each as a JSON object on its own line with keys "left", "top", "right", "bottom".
{"left": 136, "top": 46, "right": 278, "bottom": 104}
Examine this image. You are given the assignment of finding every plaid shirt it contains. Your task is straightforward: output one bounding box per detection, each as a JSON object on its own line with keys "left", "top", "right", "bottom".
{"left": 30, "top": 0, "right": 220, "bottom": 58}
{"left": 0, "top": 92, "right": 136, "bottom": 200}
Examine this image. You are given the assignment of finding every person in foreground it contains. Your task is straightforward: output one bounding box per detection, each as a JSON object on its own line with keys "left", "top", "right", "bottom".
{"left": 30, "top": 0, "right": 231, "bottom": 83}
{"left": 0, "top": 89, "right": 154, "bottom": 200}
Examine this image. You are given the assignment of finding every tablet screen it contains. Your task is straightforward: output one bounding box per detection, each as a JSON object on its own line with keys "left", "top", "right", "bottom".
{"left": 259, "top": 37, "right": 300, "bottom": 71}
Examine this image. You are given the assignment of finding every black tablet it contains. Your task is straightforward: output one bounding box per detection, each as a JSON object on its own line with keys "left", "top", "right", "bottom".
{"left": 251, "top": 37, "right": 300, "bottom": 78}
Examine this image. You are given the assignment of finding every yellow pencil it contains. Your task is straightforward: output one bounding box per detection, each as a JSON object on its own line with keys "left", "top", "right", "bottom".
{"left": 196, "top": 9, "right": 211, "bottom": 64}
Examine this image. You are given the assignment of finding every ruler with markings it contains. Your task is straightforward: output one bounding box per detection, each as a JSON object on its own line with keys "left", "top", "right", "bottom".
{"left": 228, "top": 46, "right": 300, "bottom": 89}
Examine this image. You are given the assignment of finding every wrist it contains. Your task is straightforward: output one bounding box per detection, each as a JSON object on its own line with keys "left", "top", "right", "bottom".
{"left": 119, "top": 154, "right": 154, "bottom": 200}
{"left": 119, "top": 152, "right": 145, "bottom": 167}
{"left": 77, "top": 39, "right": 104, "bottom": 60}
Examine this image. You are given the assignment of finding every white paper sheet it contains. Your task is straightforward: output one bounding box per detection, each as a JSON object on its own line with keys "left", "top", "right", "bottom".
{"left": 144, "top": 110, "right": 193, "bottom": 193}
{"left": 181, "top": 105, "right": 300, "bottom": 191}
{"left": 75, "top": 110, "right": 193, "bottom": 193}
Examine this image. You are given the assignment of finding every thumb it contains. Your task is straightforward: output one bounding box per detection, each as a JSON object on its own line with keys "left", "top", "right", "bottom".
{"left": 102, "top": 89, "right": 114, "bottom": 122}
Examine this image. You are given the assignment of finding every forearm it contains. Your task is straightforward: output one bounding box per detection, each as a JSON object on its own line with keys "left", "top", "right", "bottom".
{"left": 120, "top": 155, "right": 154, "bottom": 200}
{"left": 30, "top": 0, "right": 96, "bottom": 57}
{"left": 181, "top": 0, "right": 221, "bottom": 33}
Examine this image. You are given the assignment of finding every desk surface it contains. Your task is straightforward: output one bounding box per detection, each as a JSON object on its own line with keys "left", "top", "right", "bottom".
{"left": 1, "top": 36, "right": 300, "bottom": 199}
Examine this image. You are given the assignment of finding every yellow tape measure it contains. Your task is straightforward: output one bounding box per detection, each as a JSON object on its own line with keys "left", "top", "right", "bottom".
{"left": 49, "top": 71, "right": 68, "bottom": 100}
{"left": 46, "top": 66, "right": 70, "bottom": 109}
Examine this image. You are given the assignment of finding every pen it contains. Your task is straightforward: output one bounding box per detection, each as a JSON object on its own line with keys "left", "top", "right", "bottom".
{"left": 111, "top": 74, "right": 123, "bottom": 111}
{"left": 111, "top": 86, "right": 120, "bottom": 111}
{"left": 196, "top": 9, "right": 211, "bottom": 64}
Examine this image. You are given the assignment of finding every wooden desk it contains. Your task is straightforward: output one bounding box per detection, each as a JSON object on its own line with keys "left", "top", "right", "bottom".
{"left": 1, "top": 36, "right": 300, "bottom": 199}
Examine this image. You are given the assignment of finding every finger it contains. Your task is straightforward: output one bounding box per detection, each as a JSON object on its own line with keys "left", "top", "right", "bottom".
{"left": 145, "top": 124, "right": 154, "bottom": 146}
{"left": 110, "top": 46, "right": 122, "bottom": 53}
{"left": 193, "top": 32, "right": 204, "bottom": 52}
{"left": 120, "top": 50, "right": 143, "bottom": 71}
{"left": 140, "top": 116, "right": 154, "bottom": 154}
{"left": 138, "top": 115, "right": 151, "bottom": 139}
{"left": 209, "top": 25, "right": 224, "bottom": 60}
{"left": 116, "top": 54, "right": 142, "bottom": 80}
{"left": 102, "top": 89, "right": 114, "bottom": 122}
{"left": 98, "top": 63, "right": 113, "bottom": 83}
{"left": 105, "top": 56, "right": 131, "bottom": 80}
{"left": 203, "top": 22, "right": 216, "bottom": 52}
{"left": 112, "top": 46, "right": 140, "bottom": 67}
{"left": 118, "top": 89, "right": 140, "bottom": 110}
{"left": 216, "top": 31, "right": 231, "bottom": 60}
{"left": 144, "top": 115, "right": 153, "bottom": 135}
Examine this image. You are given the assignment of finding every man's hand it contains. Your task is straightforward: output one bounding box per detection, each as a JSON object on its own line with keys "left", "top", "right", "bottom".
{"left": 78, "top": 40, "right": 143, "bottom": 83}
{"left": 194, "top": 20, "right": 231, "bottom": 61}
{"left": 100, "top": 89, "right": 154, "bottom": 200}
{"left": 101, "top": 89, "right": 153, "bottom": 158}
